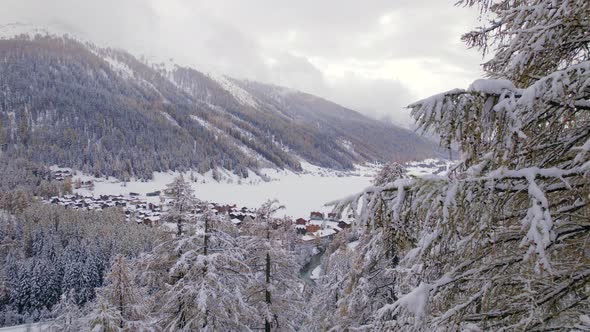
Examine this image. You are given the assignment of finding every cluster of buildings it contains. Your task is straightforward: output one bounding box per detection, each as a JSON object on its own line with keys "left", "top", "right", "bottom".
{"left": 51, "top": 169, "right": 95, "bottom": 189}
{"left": 47, "top": 168, "right": 353, "bottom": 244}
{"left": 44, "top": 193, "right": 263, "bottom": 228}
{"left": 295, "top": 211, "right": 352, "bottom": 242}
{"left": 46, "top": 194, "right": 164, "bottom": 226}
{"left": 206, "top": 203, "right": 257, "bottom": 225}
{"left": 51, "top": 169, "right": 73, "bottom": 181}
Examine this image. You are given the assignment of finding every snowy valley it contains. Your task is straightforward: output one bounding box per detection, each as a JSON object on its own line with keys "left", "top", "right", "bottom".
{"left": 1, "top": 0, "right": 589, "bottom": 331}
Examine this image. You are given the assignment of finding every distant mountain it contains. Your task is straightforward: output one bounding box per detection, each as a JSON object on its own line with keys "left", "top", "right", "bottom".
{"left": 0, "top": 25, "right": 443, "bottom": 179}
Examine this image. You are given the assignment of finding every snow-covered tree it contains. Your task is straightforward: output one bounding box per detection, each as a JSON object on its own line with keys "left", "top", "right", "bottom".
{"left": 165, "top": 175, "right": 197, "bottom": 236}
{"left": 47, "top": 290, "right": 82, "bottom": 332}
{"left": 0, "top": 203, "right": 162, "bottom": 327}
{"left": 146, "top": 210, "right": 255, "bottom": 331}
{"left": 318, "top": 165, "right": 408, "bottom": 331}
{"left": 373, "top": 161, "right": 407, "bottom": 186}
{"left": 241, "top": 200, "right": 307, "bottom": 331}
{"left": 88, "top": 255, "right": 152, "bottom": 331}
{"left": 86, "top": 297, "right": 122, "bottom": 332}
{"left": 305, "top": 234, "right": 356, "bottom": 331}
{"left": 328, "top": 0, "right": 590, "bottom": 330}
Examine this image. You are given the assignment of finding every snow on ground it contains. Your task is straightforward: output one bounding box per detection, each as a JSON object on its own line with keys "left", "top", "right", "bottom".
{"left": 0, "top": 322, "right": 49, "bottom": 332}
{"left": 405, "top": 158, "right": 453, "bottom": 177}
{"left": 104, "top": 55, "right": 134, "bottom": 79}
{"left": 65, "top": 159, "right": 447, "bottom": 219}
{"left": 310, "top": 265, "right": 322, "bottom": 280}
{"left": 69, "top": 163, "right": 378, "bottom": 219}
{"left": 208, "top": 74, "right": 258, "bottom": 108}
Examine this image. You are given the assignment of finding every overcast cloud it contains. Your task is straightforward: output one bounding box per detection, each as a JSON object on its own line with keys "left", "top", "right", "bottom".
{"left": 0, "top": 0, "right": 485, "bottom": 127}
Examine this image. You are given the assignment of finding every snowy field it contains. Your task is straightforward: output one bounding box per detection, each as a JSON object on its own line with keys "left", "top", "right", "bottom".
{"left": 66, "top": 159, "right": 449, "bottom": 219}
{"left": 0, "top": 322, "right": 49, "bottom": 332}
{"left": 70, "top": 163, "right": 376, "bottom": 218}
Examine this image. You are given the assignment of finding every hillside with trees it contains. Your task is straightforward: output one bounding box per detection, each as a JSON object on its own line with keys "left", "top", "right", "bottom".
{"left": 0, "top": 30, "right": 442, "bottom": 180}
{"left": 1, "top": 0, "right": 587, "bottom": 331}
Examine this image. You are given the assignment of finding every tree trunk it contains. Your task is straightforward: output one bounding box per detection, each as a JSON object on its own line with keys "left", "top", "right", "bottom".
{"left": 264, "top": 220, "right": 272, "bottom": 332}
{"left": 176, "top": 216, "right": 183, "bottom": 237}
{"left": 203, "top": 211, "right": 209, "bottom": 329}
{"left": 265, "top": 251, "right": 271, "bottom": 332}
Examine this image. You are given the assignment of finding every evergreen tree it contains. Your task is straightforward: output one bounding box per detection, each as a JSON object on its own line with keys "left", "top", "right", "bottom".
{"left": 154, "top": 211, "right": 255, "bottom": 331}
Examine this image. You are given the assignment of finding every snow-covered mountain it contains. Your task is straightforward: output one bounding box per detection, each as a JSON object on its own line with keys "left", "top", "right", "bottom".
{"left": 0, "top": 24, "right": 443, "bottom": 179}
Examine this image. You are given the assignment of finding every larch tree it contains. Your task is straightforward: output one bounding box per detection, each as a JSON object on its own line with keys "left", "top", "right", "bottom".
{"left": 305, "top": 233, "right": 356, "bottom": 331}
{"left": 156, "top": 209, "right": 255, "bottom": 331}
{"left": 165, "top": 175, "right": 197, "bottom": 236}
{"left": 47, "top": 290, "right": 82, "bottom": 332}
{"left": 241, "top": 199, "right": 307, "bottom": 331}
{"left": 86, "top": 255, "right": 152, "bottom": 331}
{"left": 329, "top": 0, "right": 589, "bottom": 330}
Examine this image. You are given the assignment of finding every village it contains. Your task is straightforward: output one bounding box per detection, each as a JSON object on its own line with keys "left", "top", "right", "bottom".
{"left": 294, "top": 212, "right": 352, "bottom": 242}
{"left": 45, "top": 169, "right": 353, "bottom": 243}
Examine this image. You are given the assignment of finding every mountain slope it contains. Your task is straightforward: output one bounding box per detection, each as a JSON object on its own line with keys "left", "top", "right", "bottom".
{"left": 0, "top": 28, "right": 443, "bottom": 179}
{"left": 232, "top": 80, "right": 441, "bottom": 164}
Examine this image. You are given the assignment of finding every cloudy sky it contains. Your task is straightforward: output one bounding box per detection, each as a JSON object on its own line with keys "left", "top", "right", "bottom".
{"left": 1, "top": 0, "right": 486, "bottom": 126}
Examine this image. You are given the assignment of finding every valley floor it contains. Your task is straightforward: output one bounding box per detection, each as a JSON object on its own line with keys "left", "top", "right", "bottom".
{"left": 68, "top": 159, "right": 449, "bottom": 219}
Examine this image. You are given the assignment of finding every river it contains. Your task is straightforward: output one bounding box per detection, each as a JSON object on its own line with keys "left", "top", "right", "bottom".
{"left": 299, "top": 249, "right": 325, "bottom": 284}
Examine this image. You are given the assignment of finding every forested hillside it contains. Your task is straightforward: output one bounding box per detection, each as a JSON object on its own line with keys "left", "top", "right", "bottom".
{"left": 0, "top": 28, "right": 441, "bottom": 180}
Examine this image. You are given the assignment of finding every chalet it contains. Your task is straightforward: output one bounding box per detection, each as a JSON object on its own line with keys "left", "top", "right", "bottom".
{"left": 338, "top": 220, "right": 351, "bottom": 229}
{"left": 306, "top": 224, "right": 321, "bottom": 233}
{"left": 146, "top": 190, "right": 161, "bottom": 197}
{"left": 310, "top": 212, "right": 324, "bottom": 220}
{"left": 295, "top": 218, "right": 308, "bottom": 225}
{"left": 300, "top": 228, "right": 339, "bottom": 242}
{"left": 217, "top": 204, "right": 237, "bottom": 214}
{"left": 142, "top": 215, "right": 161, "bottom": 227}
